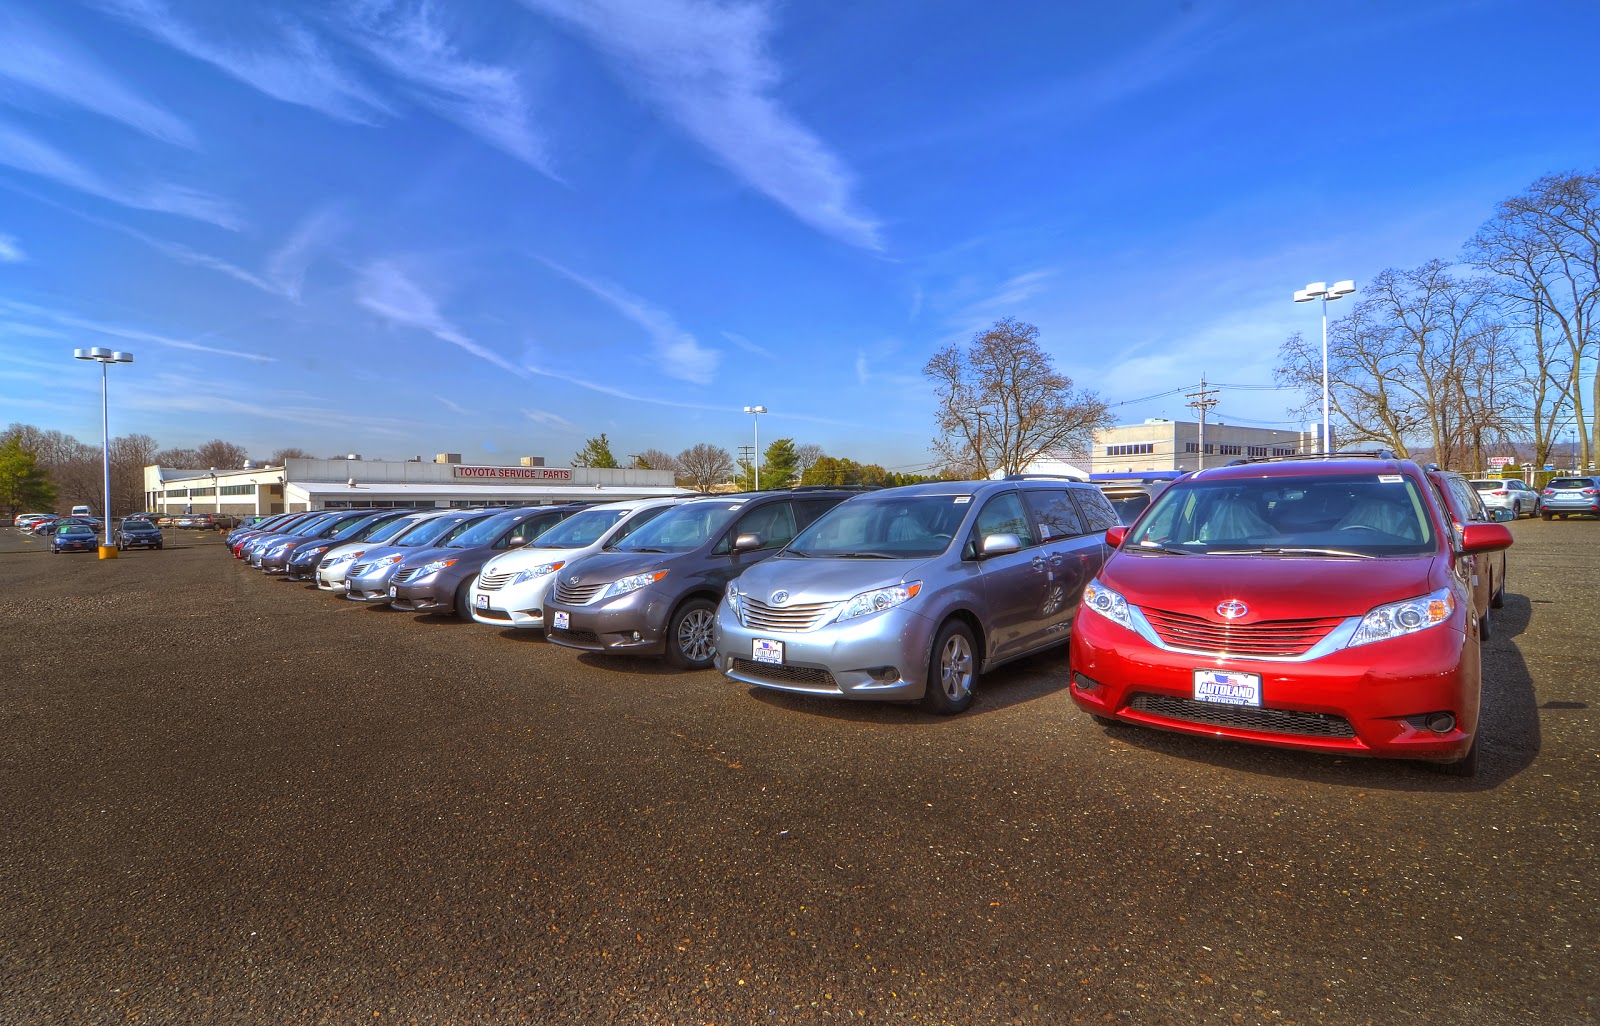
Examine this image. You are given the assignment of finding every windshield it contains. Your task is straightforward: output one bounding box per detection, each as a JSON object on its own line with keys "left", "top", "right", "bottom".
{"left": 1126, "top": 473, "right": 1437, "bottom": 557}
{"left": 291, "top": 514, "right": 339, "bottom": 535}
{"left": 365, "top": 514, "right": 427, "bottom": 543}
{"left": 614, "top": 502, "right": 742, "bottom": 553}
{"left": 395, "top": 515, "right": 470, "bottom": 547}
{"left": 786, "top": 494, "right": 969, "bottom": 558}
{"left": 125, "top": 522, "right": 158, "bottom": 531}
{"left": 447, "top": 510, "right": 528, "bottom": 548}
{"left": 330, "top": 513, "right": 390, "bottom": 541}
{"left": 534, "top": 507, "right": 629, "bottom": 548}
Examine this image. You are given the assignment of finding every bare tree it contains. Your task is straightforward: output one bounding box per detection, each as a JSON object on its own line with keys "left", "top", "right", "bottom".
{"left": 1276, "top": 261, "right": 1510, "bottom": 469}
{"left": 633, "top": 448, "right": 680, "bottom": 473}
{"left": 4, "top": 423, "right": 99, "bottom": 509}
{"left": 924, "top": 318, "right": 1110, "bottom": 478}
{"left": 110, "top": 433, "right": 160, "bottom": 514}
{"left": 794, "top": 443, "right": 824, "bottom": 474}
{"left": 675, "top": 443, "right": 733, "bottom": 493}
{"left": 155, "top": 447, "right": 200, "bottom": 468}
{"left": 1466, "top": 170, "right": 1600, "bottom": 469}
{"left": 194, "top": 439, "right": 249, "bottom": 469}
{"left": 270, "top": 447, "right": 314, "bottom": 464}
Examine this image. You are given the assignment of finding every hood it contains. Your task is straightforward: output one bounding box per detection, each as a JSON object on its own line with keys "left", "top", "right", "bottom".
{"left": 481, "top": 541, "right": 596, "bottom": 575}
{"left": 398, "top": 544, "right": 498, "bottom": 571}
{"left": 562, "top": 549, "right": 685, "bottom": 587}
{"left": 1101, "top": 551, "right": 1446, "bottom": 621}
{"left": 735, "top": 553, "right": 932, "bottom": 603}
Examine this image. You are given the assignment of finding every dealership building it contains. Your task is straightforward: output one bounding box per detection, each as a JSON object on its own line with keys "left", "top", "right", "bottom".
{"left": 1091, "top": 420, "right": 1326, "bottom": 474}
{"left": 142, "top": 455, "right": 683, "bottom": 516}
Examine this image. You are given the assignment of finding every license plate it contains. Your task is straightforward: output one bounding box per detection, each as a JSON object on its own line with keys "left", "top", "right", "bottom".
{"left": 475, "top": 594, "right": 489, "bottom": 609}
{"left": 753, "top": 638, "right": 784, "bottom": 665}
{"left": 1193, "top": 669, "right": 1261, "bottom": 706}
{"left": 553, "top": 610, "right": 570, "bottom": 630}
{"left": 389, "top": 585, "right": 397, "bottom": 598}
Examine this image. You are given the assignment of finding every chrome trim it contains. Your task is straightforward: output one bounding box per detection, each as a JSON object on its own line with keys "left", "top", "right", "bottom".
{"left": 1127, "top": 606, "right": 1364, "bottom": 663}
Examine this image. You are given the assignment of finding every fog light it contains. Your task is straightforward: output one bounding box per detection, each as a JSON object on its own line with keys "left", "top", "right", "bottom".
{"left": 1426, "top": 712, "right": 1456, "bottom": 734}
{"left": 631, "top": 631, "right": 641, "bottom": 642}
{"left": 868, "top": 666, "right": 899, "bottom": 682}
{"left": 1073, "top": 673, "right": 1101, "bottom": 692}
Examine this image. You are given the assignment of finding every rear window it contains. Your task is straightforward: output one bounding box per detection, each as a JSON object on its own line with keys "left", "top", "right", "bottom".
{"left": 1469, "top": 481, "right": 1502, "bottom": 491}
{"left": 1548, "top": 478, "right": 1592, "bottom": 489}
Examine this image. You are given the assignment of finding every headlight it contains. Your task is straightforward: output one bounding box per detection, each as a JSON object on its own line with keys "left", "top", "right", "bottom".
{"left": 1348, "top": 588, "right": 1454, "bottom": 648}
{"left": 327, "top": 550, "right": 360, "bottom": 566}
{"left": 420, "top": 558, "right": 458, "bottom": 576}
{"left": 371, "top": 554, "right": 402, "bottom": 570}
{"left": 835, "top": 582, "right": 922, "bottom": 623}
{"left": 726, "top": 581, "right": 743, "bottom": 623}
{"left": 602, "top": 569, "right": 668, "bottom": 599}
{"left": 513, "top": 560, "right": 564, "bottom": 585}
{"left": 1082, "top": 579, "right": 1136, "bottom": 631}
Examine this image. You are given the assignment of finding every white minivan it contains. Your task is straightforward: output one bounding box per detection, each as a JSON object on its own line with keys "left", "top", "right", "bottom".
{"left": 71, "top": 505, "right": 92, "bottom": 517}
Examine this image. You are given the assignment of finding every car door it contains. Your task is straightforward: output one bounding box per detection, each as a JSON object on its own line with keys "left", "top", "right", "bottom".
{"left": 966, "top": 490, "right": 1048, "bottom": 663}
{"left": 707, "top": 499, "right": 799, "bottom": 591}
{"left": 1020, "top": 488, "right": 1102, "bottom": 647}
{"left": 1442, "top": 475, "right": 1502, "bottom": 617}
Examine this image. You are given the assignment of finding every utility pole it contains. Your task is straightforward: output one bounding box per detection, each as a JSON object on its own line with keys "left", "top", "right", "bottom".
{"left": 738, "top": 445, "right": 756, "bottom": 490}
{"left": 1186, "top": 375, "right": 1220, "bottom": 470}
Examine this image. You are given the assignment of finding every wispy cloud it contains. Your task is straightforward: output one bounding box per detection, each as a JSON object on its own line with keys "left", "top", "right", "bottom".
{"left": 96, "top": 0, "right": 392, "bottom": 123}
{"left": 721, "top": 330, "right": 772, "bottom": 359}
{"left": 0, "top": 234, "right": 23, "bottom": 263}
{"left": 356, "top": 259, "right": 520, "bottom": 372}
{"left": 439, "top": 397, "right": 468, "bottom": 415}
{"left": 0, "top": 298, "right": 274, "bottom": 363}
{"left": 0, "top": 5, "right": 196, "bottom": 147}
{"left": 519, "top": 0, "right": 880, "bottom": 249}
{"left": 0, "top": 119, "right": 240, "bottom": 228}
{"left": 522, "top": 407, "right": 574, "bottom": 431}
{"left": 338, "top": 0, "right": 556, "bottom": 176}
{"left": 538, "top": 257, "right": 718, "bottom": 384}
{"left": 265, "top": 207, "right": 344, "bottom": 301}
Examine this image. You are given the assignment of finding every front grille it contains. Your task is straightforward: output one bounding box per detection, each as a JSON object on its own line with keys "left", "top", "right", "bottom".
{"left": 554, "top": 580, "right": 607, "bottom": 605}
{"left": 1128, "top": 692, "right": 1356, "bottom": 738}
{"left": 1141, "top": 608, "right": 1344, "bottom": 658}
{"left": 739, "top": 597, "right": 836, "bottom": 632}
{"left": 348, "top": 561, "right": 372, "bottom": 577}
{"left": 318, "top": 556, "right": 336, "bottom": 570}
{"left": 475, "top": 607, "right": 511, "bottom": 621}
{"left": 478, "top": 569, "right": 515, "bottom": 592}
{"left": 730, "top": 658, "right": 838, "bottom": 690}
{"left": 549, "top": 626, "right": 600, "bottom": 646}
{"left": 391, "top": 566, "right": 421, "bottom": 586}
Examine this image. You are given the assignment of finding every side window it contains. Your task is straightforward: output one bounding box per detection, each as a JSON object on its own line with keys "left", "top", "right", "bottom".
{"left": 793, "top": 497, "right": 842, "bottom": 530}
{"left": 611, "top": 504, "right": 671, "bottom": 544}
{"left": 1022, "top": 489, "right": 1085, "bottom": 540}
{"left": 726, "top": 501, "right": 798, "bottom": 552}
{"left": 966, "top": 492, "right": 1033, "bottom": 558}
{"left": 1448, "top": 479, "right": 1490, "bottom": 523}
{"left": 1072, "top": 487, "right": 1119, "bottom": 532}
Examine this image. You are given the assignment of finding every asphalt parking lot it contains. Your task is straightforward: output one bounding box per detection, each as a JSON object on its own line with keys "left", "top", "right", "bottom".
{"left": 0, "top": 521, "right": 1594, "bottom": 1025}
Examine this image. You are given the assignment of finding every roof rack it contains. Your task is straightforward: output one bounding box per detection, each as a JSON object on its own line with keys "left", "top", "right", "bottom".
{"left": 1222, "top": 448, "right": 1401, "bottom": 466}
{"left": 1002, "top": 473, "right": 1089, "bottom": 482}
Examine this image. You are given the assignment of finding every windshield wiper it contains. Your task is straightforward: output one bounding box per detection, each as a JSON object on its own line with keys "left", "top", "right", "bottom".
{"left": 1215, "top": 546, "right": 1374, "bottom": 559}
{"left": 1134, "top": 543, "right": 1193, "bottom": 555}
{"left": 626, "top": 546, "right": 667, "bottom": 553}
{"left": 834, "top": 551, "right": 896, "bottom": 559}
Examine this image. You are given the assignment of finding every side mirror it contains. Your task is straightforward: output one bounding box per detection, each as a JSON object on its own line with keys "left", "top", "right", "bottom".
{"left": 732, "top": 533, "right": 762, "bottom": 553}
{"left": 1104, "top": 525, "right": 1128, "bottom": 548}
{"left": 1492, "top": 508, "right": 1515, "bottom": 523}
{"left": 980, "top": 533, "right": 1022, "bottom": 558}
{"left": 1460, "top": 522, "right": 1513, "bottom": 554}
{"left": 507, "top": 536, "right": 528, "bottom": 547}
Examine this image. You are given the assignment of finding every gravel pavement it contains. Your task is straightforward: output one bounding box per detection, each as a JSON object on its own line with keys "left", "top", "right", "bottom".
{"left": 0, "top": 521, "right": 1594, "bottom": 1025}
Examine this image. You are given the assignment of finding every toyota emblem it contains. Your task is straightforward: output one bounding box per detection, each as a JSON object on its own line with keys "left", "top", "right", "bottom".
{"left": 1216, "top": 600, "right": 1248, "bottom": 619}
{"left": 771, "top": 590, "right": 790, "bottom": 606}
{"left": 569, "top": 575, "right": 580, "bottom": 585}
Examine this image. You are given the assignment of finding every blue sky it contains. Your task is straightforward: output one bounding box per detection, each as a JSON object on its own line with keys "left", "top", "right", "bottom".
{"left": 2, "top": 0, "right": 1597, "bottom": 473}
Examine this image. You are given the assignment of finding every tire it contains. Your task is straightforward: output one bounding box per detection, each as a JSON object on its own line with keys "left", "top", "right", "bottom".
{"left": 921, "top": 620, "right": 977, "bottom": 715}
{"left": 1435, "top": 736, "right": 1479, "bottom": 778}
{"left": 1490, "top": 567, "right": 1505, "bottom": 609}
{"left": 454, "top": 580, "right": 474, "bottom": 621}
{"left": 1541, "top": 511, "right": 1552, "bottom": 521}
{"left": 1478, "top": 605, "right": 1492, "bottom": 641}
{"left": 665, "top": 597, "right": 718, "bottom": 670}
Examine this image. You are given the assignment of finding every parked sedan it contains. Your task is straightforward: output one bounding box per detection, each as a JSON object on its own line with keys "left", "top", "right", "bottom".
{"left": 1069, "top": 453, "right": 1513, "bottom": 776}
{"left": 1539, "top": 476, "right": 1600, "bottom": 519}
{"left": 1469, "top": 478, "right": 1540, "bottom": 518}
{"left": 114, "top": 519, "right": 164, "bottom": 550}
{"left": 717, "top": 479, "right": 1117, "bottom": 714}
{"left": 51, "top": 523, "right": 100, "bottom": 553}
{"left": 344, "top": 510, "right": 496, "bottom": 603}
{"left": 387, "top": 505, "right": 588, "bottom": 618}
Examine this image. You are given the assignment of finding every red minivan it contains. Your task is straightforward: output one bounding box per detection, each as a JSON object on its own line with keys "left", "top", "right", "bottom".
{"left": 1069, "top": 454, "right": 1512, "bottom": 776}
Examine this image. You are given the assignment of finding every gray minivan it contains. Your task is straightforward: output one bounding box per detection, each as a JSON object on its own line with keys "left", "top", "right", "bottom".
{"left": 543, "top": 489, "right": 864, "bottom": 668}
{"left": 714, "top": 477, "right": 1116, "bottom": 714}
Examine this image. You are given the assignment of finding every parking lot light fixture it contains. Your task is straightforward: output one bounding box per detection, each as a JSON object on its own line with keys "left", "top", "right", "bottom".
{"left": 1294, "top": 279, "right": 1355, "bottom": 453}
{"left": 743, "top": 405, "right": 766, "bottom": 490}
{"left": 73, "top": 347, "right": 134, "bottom": 559}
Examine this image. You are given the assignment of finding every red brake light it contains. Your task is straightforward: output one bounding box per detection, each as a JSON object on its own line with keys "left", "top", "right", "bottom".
{"left": 1543, "top": 489, "right": 1555, "bottom": 495}
{"left": 1585, "top": 488, "right": 1599, "bottom": 496}
{"left": 1491, "top": 490, "right": 1507, "bottom": 496}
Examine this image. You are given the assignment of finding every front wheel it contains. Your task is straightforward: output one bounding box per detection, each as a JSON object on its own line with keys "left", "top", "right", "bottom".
{"left": 922, "top": 620, "right": 976, "bottom": 715}
{"left": 454, "top": 581, "right": 474, "bottom": 621}
{"left": 1435, "top": 736, "right": 1480, "bottom": 778}
{"left": 1541, "top": 511, "right": 1552, "bottom": 521}
{"left": 665, "top": 598, "right": 718, "bottom": 670}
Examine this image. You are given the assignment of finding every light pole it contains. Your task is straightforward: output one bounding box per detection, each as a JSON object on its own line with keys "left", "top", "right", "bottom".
{"left": 73, "top": 346, "right": 134, "bottom": 558}
{"left": 1293, "top": 280, "right": 1355, "bottom": 454}
{"left": 743, "top": 405, "right": 766, "bottom": 490}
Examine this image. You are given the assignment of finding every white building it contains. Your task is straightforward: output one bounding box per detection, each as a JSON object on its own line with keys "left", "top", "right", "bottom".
{"left": 143, "top": 456, "right": 683, "bottom": 516}
{"left": 1091, "top": 419, "right": 1325, "bottom": 474}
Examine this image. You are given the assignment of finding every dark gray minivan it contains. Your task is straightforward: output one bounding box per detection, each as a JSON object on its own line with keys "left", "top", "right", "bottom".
{"left": 542, "top": 489, "right": 864, "bottom": 668}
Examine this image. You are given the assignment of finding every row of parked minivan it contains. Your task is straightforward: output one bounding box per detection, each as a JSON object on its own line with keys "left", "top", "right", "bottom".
{"left": 225, "top": 477, "right": 1123, "bottom": 715}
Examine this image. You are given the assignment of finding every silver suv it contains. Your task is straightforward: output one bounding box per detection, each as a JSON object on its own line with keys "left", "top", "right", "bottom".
{"left": 714, "top": 477, "right": 1117, "bottom": 714}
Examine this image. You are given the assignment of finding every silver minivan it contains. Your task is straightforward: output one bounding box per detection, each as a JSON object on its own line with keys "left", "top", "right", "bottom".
{"left": 714, "top": 478, "right": 1116, "bottom": 714}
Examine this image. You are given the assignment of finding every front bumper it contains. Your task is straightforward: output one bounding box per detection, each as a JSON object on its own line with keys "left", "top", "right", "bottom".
{"left": 345, "top": 565, "right": 403, "bottom": 603}
{"left": 120, "top": 537, "right": 161, "bottom": 549}
{"left": 714, "top": 600, "right": 938, "bottom": 702}
{"left": 469, "top": 575, "right": 556, "bottom": 628}
{"left": 1068, "top": 608, "right": 1478, "bottom": 762}
{"left": 388, "top": 576, "right": 455, "bottom": 614}
{"left": 543, "top": 587, "right": 673, "bottom": 655}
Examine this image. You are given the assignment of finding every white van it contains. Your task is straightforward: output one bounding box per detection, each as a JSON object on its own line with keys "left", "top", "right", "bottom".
{"left": 70, "top": 505, "right": 92, "bottom": 518}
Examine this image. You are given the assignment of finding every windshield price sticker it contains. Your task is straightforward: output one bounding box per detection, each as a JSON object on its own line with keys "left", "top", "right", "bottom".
{"left": 753, "top": 639, "right": 784, "bottom": 664}
{"left": 953, "top": 496, "right": 972, "bottom": 504}
{"left": 1378, "top": 475, "right": 1403, "bottom": 483}
{"left": 1193, "top": 668, "right": 1262, "bottom": 707}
